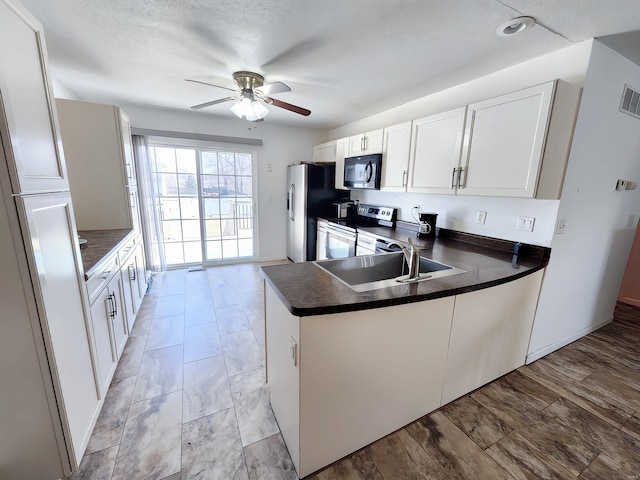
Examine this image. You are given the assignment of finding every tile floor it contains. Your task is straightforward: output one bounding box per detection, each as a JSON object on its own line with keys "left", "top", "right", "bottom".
{"left": 71, "top": 262, "right": 640, "bottom": 479}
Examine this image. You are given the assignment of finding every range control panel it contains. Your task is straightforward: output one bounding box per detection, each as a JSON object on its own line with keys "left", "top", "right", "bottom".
{"left": 357, "top": 204, "right": 397, "bottom": 222}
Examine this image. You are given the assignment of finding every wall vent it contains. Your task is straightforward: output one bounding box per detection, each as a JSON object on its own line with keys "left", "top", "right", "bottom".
{"left": 620, "top": 84, "right": 640, "bottom": 119}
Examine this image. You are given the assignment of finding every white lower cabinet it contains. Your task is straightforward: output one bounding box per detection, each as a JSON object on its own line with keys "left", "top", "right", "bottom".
{"left": 266, "top": 285, "right": 454, "bottom": 478}
{"left": 120, "top": 240, "right": 146, "bottom": 332}
{"left": 266, "top": 269, "right": 545, "bottom": 478}
{"left": 441, "top": 269, "right": 544, "bottom": 404}
{"left": 88, "top": 261, "right": 128, "bottom": 394}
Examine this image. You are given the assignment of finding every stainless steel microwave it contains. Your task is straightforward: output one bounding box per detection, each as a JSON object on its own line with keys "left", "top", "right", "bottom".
{"left": 343, "top": 153, "right": 382, "bottom": 189}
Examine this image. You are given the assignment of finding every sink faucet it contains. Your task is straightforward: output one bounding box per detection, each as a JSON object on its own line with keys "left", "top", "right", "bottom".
{"left": 394, "top": 238, "right": 420, "bottom": 279}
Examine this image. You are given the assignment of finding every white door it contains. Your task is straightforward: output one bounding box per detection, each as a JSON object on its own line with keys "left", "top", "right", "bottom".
{"left": 407, "top": 107, "right": 466, "bottom": 194}
{"left": 458, "top": 82, "right": 555, "bottom": 197}
{"left": 17, "top": 192, "right": 98, "bottom": 466}
{"left": 0, "top": 0, "right": 69, "bottom": 194}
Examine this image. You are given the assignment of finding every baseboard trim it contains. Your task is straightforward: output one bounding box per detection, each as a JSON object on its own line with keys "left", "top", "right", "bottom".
{"left": 620, "top": 297, "right": 640, "bottom": 308}
{"left": 525, "top": 316, "right": 613, "bottom": 364}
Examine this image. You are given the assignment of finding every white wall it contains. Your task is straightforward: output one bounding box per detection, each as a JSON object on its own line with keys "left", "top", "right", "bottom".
{"left": 329, "top": 41, "right": 593, "bottom": 247}
{"left": 121, "top": 104, "right": 327, "bottom": 261}
{"left": 527, "top": 41, "right": 640, "bottom": 361}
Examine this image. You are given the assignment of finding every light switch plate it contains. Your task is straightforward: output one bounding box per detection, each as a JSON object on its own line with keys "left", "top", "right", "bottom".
{"left": 556, "top": 218, "right": 567, "bottom": 235}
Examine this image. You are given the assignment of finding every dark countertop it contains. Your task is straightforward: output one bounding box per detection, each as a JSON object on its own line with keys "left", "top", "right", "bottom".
{"left": 262, "top": 225, "right": 549, "bottom": 317}
{"left": 78, "top": 229, "right": 133, "bottom": 279}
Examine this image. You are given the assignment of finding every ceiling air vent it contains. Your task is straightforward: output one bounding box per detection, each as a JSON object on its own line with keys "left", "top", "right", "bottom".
{"left": 620, "top": 84, "right": 640, "bottom": 119}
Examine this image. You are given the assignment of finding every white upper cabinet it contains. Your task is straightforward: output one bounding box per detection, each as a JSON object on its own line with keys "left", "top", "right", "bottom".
{"left": 119, "top": 109, "right": 136, "bottom": 186}
{"left": 56, "top": 99, "right": 134, "bottom": 231}
{"left": 380, "top": 122, "right": 412, "bottom": 192}
{"left": 314, "top": 79, "right": 580, "bottom": 200}
{"left": 407, "top": 107, "right": 467, "bottom": 194}
{"left": 334, "top": 138, "right": 349, "bottom": 190}
{"left": 458, "top": 80, "right": 580, "bottom": 198}
{"left": 310, "top": 138, "right": 350, "bottom": 190}
{"left": 0, "top": 0, "right": 68, "bottom": 193}
{"left": 348, "top": 129, "right": 383, "bottom": 156}
{"left": 312, "top": 141, "right": 337, "bottom": 163}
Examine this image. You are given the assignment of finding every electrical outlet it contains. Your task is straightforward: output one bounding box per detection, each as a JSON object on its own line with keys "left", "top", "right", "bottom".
{"left": 556, "top": 218, "right": 567, "bottom": 235}
{"left": 616, "top": 179, "right": 628, "bottom": 191}
{"left": 476, "top": 211, "right": 487, "bottom": 225}
{"left": 517, "top": 216, "right": 535, "bottom": 232}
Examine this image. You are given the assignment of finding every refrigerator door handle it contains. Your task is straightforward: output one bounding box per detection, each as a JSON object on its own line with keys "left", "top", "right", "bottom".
{"left": 289, "top": 183, "right": 295, "bottom": 221}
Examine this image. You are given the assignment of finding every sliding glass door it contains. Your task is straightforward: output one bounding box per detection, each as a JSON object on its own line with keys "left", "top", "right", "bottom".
{"left": 149, "top": 143, "right": 256, "bottom": 267}
{"left": 200, "top": 150, "right": 254, "bottom": 262}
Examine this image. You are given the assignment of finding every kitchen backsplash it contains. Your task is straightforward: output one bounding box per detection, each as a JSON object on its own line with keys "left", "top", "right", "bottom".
{"left": 351, "top": 190, "right": 560, "bottom": 247}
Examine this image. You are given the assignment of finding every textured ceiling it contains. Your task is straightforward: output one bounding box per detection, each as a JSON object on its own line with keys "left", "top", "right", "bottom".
{"left": 20, "top": 0, "right": 640, "bottom": 129}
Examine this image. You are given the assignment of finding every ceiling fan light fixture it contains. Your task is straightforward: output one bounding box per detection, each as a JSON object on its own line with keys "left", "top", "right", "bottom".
{"left": 495, "top": 16, "right": 535, "bottom": 37}
{"left": 230, "top": 98, "right": 268, "bottom": 121}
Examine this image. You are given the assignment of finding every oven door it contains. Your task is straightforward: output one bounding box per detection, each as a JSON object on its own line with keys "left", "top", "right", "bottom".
{"left": 326, "top": 224, "right": 356, "bottom": 259}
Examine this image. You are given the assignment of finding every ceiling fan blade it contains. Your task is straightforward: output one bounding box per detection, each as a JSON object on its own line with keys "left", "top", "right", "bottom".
{"left": 255, "top": 81, "right": 291, "bottom": 96}
{"left": 264, "top": 97, "right": 311, "bottom": 116}
{"left": 190, "top": 96, "right": 237, "bottom": 110}
{"left": 185, "top": 78, "right": 238, "bottom": 93}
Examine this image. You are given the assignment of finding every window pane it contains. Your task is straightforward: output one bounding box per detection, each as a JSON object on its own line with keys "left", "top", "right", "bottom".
{"left": 219, "top": 176, "right": 235, "bottom": 196}
{"left": 160, "top": 198, "right": 181, "bottom": 220}
{"left": 180, "top": 198, "right": 200, "bottom": 220}
{"left": 164, "top": 242, "right": 184, "bottom": 265}
{"left": 201, "top": 174, "right": 219, "bottom": 197}
{"left": 203, "top": 198, "right": 221, "bottom": 217}
{"left": 183, "top": 241, "right": 202, "bottom": 263}
{"left": 158, "top": 173, "right": 178, "bottom": 195}
{"left": 235, "top": 177, "right": 252, "bottom": 197}
{"left": 154, "top": 148, "right": 176, "bottom": 172}
{"left": 218, "top": 197, "right": 233, "bottom": 216}
{"left": 206, "top": 240, "right": 222, "bottom": 261}
{"left": 201, "top": 152, "right": 218, "bottom": 174}
{"left": 176, "top": 148, "right": 196, "bottom": 173}
{"left": 182, "top": 220, "right": 201, "bottom": 241}
{"left": 238, "top": 239, "right": 253, "bottom": 257}
{"left": 178, "top": 174, "right": 197, "bottom": 196}
{"left": 235, "top": 154, "right": 251, "bottom": 175}
{"left": 218, "top": 153, "right": 235, "bottom": 175}
{"left": 162, "top": 220, "right": 182, "bottom": 241}
{"left": 205, "top": 218, "right": 222, "bottom": 240}
{"left": 222, "top": 239, "right": 238, "bottom": 259}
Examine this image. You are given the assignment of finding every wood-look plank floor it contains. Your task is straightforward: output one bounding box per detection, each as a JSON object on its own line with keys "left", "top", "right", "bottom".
{"left": 308, "top": 302, "right": 640, "bottom": 480}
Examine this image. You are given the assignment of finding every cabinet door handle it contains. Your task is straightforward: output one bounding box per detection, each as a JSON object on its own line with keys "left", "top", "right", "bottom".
{"left": 458, "top": 167, "right": 466, "bottom": 188}
{"left": 402, "top": 170, "right": 407, "bottom": 187}
{"left": 107, "top": 294, "right": 115, "bottom": 318}
{"left": 108, "top": 292, "right": 118, "bottom": 318}
{"left": 451, "top": 168, "right": 457, "bottom": 189}
{"left": 129, "top": 264, "right": 136, "bottom": 281}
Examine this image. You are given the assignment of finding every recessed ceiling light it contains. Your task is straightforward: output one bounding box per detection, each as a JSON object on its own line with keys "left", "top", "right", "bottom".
{"left": 495, "top": 16, "right": 536, "bottom": 37}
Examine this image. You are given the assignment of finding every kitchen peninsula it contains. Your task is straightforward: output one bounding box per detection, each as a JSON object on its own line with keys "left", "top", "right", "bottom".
{"left": 262, "top": 228, "right": 548, "bottom": 477}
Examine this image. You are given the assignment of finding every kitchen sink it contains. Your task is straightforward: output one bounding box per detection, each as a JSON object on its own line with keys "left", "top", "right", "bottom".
{"left": 313, "top": 252, "right": 466, "bottom": 292}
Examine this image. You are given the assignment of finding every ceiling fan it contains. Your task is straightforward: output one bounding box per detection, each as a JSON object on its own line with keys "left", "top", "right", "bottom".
{"left": 186, "top": 71, "right": 311, "bottom": 121}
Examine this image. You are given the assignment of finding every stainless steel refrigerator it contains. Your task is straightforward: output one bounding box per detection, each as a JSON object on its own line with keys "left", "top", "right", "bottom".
{"left": 287, "top": 163, "right": 348, "bottom": 262}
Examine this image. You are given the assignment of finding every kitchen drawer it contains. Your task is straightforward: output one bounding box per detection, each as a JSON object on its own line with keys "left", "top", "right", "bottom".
{"left": 117, "top": 234, "right": 136, "bottom": 264}
{"left": 86, "top": 255, "right": 119, "bottom": 304}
